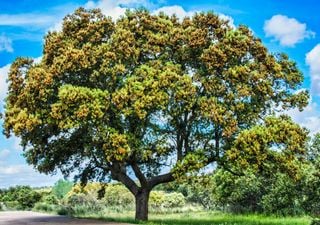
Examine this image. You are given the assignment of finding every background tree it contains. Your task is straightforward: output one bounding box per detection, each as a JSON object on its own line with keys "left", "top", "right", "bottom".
{"left": 3, "top": 8, "right": 309, "bottom": 220}
{"left": 52, "top": 179, "right": 73, "bottom": 200}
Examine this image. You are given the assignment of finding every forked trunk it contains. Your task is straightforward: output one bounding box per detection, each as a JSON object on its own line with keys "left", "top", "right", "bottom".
{"left": 135, "top": 189, "right": 150, "bottom": 221}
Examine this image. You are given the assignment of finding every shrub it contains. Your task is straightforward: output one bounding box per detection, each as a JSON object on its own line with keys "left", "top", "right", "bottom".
{"left": 149, "top": 191, "right": 186, "bottom": 209}
{"left": 66, "top": 193, "right": 98, "bottom": 206}
{"left": 163, "top": 192, "right": 186, "bottom": 208}
{"left": 0, "top": 186, "right": 41, "bottom": 210}
{"left": 42, "top": 194, "right": 59, "bottom": 205}
{"left": 57, "top": 205, "right": 71, "bottom": 215}
{"left": 103, "top": 184, "right": 134, "bottom": 208}
{"left": 33, "top": 202, "right": 57, "bottom": 213}
{"left": 311, "top": 218, "right": 320, "bottom": 225}
{"left": 261, "top": 173, "right": 304, "bottom": 216}
{"left": 3, "top": 201, "right": 20, "bottom": 210}
{"left": 0, "top": 202, "right": 5, "bottom": 211}
{"left": 70, "top": 182, "right": 105, "bottom": 199}
{"left": 16, "top": 187, "right": 42, "bottom": 209}
{"left": 149, "top": 191, "right": 166, "bottom": 208}
{"left": 66, "top": 193, "right": 104, "bottom": 213}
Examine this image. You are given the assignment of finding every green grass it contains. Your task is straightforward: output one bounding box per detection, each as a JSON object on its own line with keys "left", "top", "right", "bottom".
{"left": 77, "top": 210, "right": 311, "bottom": 225}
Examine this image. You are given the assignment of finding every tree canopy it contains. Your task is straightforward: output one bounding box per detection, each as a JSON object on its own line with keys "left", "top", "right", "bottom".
{"left": 3, "top": 8, "right": 309, "bottom": 220}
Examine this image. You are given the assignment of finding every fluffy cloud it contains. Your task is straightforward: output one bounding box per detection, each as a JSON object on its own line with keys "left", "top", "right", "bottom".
{"left": 217, "top": 13, "right": 235, "bottom": 29}
{"left": 153, "top": 5, "right": 234, "bottom": 28}
{"left": 85, "top": 0, "right": 149, "bottom": 20}
{"left": 85, "top": 1, "right": 235, "bottom": 29}
{"left": 306, "top": 44, "right": 320, "bottom": 95}
{"left": 0, "top": 35, "right": 13, "bottom": 53}
{"left": 264, "top": 15, "right": 315, "bottom": 47}
{"left": 153, "top": 5, "right": 195, "bottom": 19}
{"left": 0, "top": 14, "right": 56, "bottom": 27}
{"left": 285, "top": 100, "right": 320, "bottom": 136}
{"left": 0, "top": 164, "right": 61, "bottom": 188}
{"left": 0, "top": 64, "right": 10, "bottom": 110}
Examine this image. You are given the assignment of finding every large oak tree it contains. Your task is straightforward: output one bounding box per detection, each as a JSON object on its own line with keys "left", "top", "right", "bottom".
{"left": 3, "top": 8, "right": 309, "bottom": 220}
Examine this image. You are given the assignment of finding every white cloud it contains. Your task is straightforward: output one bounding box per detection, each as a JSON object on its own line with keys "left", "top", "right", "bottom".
{"left": 0, "top": 14, "right": 56, "bottom": 27}
{"left": 0, "top": 35, "right": 13, "bottom": 53}
{"left": 85, "top": 0, "right": 96, "bottom": 9}
{"left": 0, "top": 64, "right": 10, "bottom": 110}
{"left": 86, "top": 0, "right": 235, "bottom": 28}
{"left": 85, "top": 0, "right": 148, "bottom": 20}
{"left": 0, "top": 149, "right": 10, "bottom": 159}
{"left": 49, "top": 21, "right": 63, "bottom": 32}
{"left": 153, "top": 5, "right": 235, "bottom": 28}
{"left": 217, "top": 13, "right": 235, "bottom": 29}
{"left": 0, "top": 164, "right": 25, "bottom": 175}
{"left": 285, "top": 100, "right": 320, "bottom": 136}
{"left": 153, "top": 5, "right": 195, "bottom": 19}
{"left": 264, "top": 15, "right": 315, "bottom": 47}
{"left": 33, "top": 56, "right": 43, "bottom": 64}
{"left": 0, "top": 164, "right": 61, "bottom": 188}
{"left": 306, "top": 44, "right": 320, "bottom": 95}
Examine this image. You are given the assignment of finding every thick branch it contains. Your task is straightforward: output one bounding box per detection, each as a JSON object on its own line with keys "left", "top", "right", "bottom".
{"left": 110, "top": 164, "right": 139, "bottom": 195}
{"left": 131, "top": 161, "right": 148, "bottom": 187}
{"left": 149, "top": 172, "right": 174, "bottom": 188}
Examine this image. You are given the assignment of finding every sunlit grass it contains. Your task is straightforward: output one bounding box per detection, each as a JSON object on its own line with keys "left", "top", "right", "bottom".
{"left": 78, "top": 210, "right": 311, "bottom": 225}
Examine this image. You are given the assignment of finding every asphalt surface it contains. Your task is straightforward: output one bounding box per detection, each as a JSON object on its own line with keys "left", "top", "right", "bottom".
{"left": 0, "top": 211, "right": 132, "bottom": 225}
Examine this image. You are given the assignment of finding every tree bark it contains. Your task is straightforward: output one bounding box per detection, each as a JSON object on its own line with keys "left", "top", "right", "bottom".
{"left": 135, "top": 189, "right": 150, "bottom": 221}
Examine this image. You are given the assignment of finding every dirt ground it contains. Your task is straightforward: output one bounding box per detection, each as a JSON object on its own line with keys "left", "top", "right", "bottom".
{"left": 0, "top": 211, "right": 132, "bottom": 225}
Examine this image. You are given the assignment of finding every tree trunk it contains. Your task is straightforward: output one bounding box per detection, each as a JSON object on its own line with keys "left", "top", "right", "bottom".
{"left": 135, "top": 189, "right": 150, "bottom": 221}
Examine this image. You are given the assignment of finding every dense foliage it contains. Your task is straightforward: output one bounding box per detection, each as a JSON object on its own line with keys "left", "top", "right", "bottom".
{"left": 0, "top": 186, "right": 41, "bottom": 210}
{"left": 3, "top": 7, "right": 308, "bottom": 220}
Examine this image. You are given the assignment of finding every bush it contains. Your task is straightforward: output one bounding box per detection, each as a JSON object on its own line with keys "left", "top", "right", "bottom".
{"left": 150, "top": 191, "right": 186, "bottom": 209}
{"left": 3, "top": 201, "right": 20, "bottom": 210}
{"left": 149, "top": 191, "right": 166, "bottom": 208}
{"left": 164, "top": 192, "right": 186, "bottom": 208}
{"left": 66, "top": 193, "right": 104, "bottom": 213}
{"left": 70, "top": 182, "right": 105, "bottom": 199}
{"left": 16, "top": 187, "right": 42, "bottom": 209}
{"left": 57, "top": 205, "right": 71, "bottom": 215}
{"left": 261, "top": 173, "right": 304, "bottom": 216}
{"left": 0, "top": 186, "right": 41, "bottom": 210}
{"left": 311, "top": 218, "right": 320, "bottom": 225}
{"left": 42, "top": 194, "right": 59, "bottom": 205}
{"left": 103, "top": 184, "right": 134, "bottom": 208}
{"left": 0, "top": 202, "right": 5, "bottom": 211}
{"left": 212, "top": 170, "right": 264, "bottom": 213}
{"left": 157, "top": 177, "right": 215, "bottom": 209}
{"left": 66, "top": 193, "right": 100, "bottom": 207}
{"left": 33, "top": 202, "right": 57, "bottom": 213}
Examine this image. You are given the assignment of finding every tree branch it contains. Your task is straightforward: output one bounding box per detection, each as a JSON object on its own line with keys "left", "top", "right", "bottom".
{"left": 131, "top": 161, "right": 148, "bottom": 187}
{"left": 149, "top": 172, "right": 174, "bottom": 188}
{"left": 110, "top": 163, "right": 139, "bottom": 195}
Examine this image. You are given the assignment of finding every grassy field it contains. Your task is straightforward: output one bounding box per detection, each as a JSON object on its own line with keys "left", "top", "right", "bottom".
{"left": 78, "top": 211, "right": 311, "bottom": 225}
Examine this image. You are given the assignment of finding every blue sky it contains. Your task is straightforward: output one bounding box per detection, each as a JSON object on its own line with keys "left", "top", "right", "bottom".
{"left": 0, "top": 0, "right": 319, "bottom": 188}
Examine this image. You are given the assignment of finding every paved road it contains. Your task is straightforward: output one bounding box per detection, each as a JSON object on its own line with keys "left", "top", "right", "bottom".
{"left": 0, "top": 211, "right": 132, "bottom": 225}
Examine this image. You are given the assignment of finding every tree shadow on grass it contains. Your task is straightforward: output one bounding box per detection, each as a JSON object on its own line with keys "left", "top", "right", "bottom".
{"left": 143, "top": 218, "right": 306, "bottom": 225}
{"left": 95, "top": 217, "right": 308, "bottom": 225}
